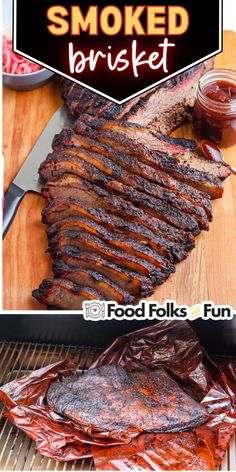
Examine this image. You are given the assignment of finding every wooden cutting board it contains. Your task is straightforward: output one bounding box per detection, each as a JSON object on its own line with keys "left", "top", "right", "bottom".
{"left": 3, "top": 30, "right": 236, "bottom": 310}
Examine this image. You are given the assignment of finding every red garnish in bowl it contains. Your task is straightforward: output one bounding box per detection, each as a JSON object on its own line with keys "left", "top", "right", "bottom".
{"left": 2, "top": 35, "right": 43, "bottom": 75}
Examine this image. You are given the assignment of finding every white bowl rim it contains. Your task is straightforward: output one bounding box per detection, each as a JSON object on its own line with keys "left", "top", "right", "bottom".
{"left": 2, "top": 67, "right": 54, "bottom": 78}
{"left": 3, "top": 28, "right": 54, "bottom": 79}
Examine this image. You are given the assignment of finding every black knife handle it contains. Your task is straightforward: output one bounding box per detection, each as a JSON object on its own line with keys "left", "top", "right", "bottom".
{"left": 3, "top": 183, "right": 25, "bottom": 238}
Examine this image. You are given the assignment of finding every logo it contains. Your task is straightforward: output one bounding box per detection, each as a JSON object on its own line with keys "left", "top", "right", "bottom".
{"left": 83, "top": 301, "right": 106, "bottom": 320}
{"left": 82, "top": 300, "right": 236, "bottom": 321}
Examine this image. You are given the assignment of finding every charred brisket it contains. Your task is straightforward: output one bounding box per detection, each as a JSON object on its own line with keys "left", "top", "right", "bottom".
{"left": 47, "top": 365, "right": 208, "bottom": 434}
{"left": 48, "top": 230, "right": 175, "bottom": 284}
{"left": 39, "top": 155, "right": 201, "bottom": 234}
{"left": 44, "top": 208, "right": 189, "bottom": 262}
{"left": 61, "top": 61, "right": 213, "bottom": 135}
{"left": 52, "top": 261, "right": 135, "bottom": 304}
{"left": 32, "top": 278, "right": 102, "bottom": 310}
{"left": 41, "top": 176, "right": 195, "bottom": 249}
{"left": 53, "top": 248, "right": 154, "bottom": 298}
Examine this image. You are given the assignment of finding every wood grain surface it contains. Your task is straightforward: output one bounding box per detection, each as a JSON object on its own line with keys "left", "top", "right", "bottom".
{"left": 2, "top": 31, "right": 236, "bottom": 310}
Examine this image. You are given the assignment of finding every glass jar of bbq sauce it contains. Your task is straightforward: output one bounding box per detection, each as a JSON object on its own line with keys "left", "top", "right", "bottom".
{"left": 193, "top": 69, "right": 236, "bottom": 147}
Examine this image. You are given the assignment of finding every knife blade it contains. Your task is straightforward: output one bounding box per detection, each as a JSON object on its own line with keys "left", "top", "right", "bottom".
{"left": 3, "top": 105, "right": 74, "bottom": 238}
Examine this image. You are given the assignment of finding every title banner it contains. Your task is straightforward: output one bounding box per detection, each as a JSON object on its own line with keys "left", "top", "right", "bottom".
{"left": 14, "top": 0, "right": 222, "bottom": 102}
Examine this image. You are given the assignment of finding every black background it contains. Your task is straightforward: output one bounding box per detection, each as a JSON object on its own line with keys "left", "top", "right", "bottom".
{"left": 15, "top": 0, "right": 221, "bottom": 102}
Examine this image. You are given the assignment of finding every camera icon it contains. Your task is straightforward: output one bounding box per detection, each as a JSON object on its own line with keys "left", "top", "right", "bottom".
{"left": 83, "top": 301, "right": 106, "bottom": 320}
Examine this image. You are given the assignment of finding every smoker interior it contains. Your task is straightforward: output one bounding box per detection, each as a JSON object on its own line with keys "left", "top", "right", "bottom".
{"left": 0, "top": 342, "right": 235, "bottom": 471}
{"left": 1, "top": 315, "right": 236, "bottom": 355}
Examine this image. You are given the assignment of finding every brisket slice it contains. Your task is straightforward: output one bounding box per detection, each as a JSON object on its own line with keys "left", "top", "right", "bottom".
{"left": 44, "top": 205, "right": 189, "bottom": 262}
{"left": 73, "top": 112, "right": 199, "bottom": 150}
{"left": 73, "top": 124, "right": 213, "bottom": 216}
{"left": 52, "top": 130, "right": 210, "bottom": 228}
{"left": 150, "top": 131, "right": 230, "bottom": 179}
{"left": 61, "top": 61, "right": 213, "bottom": 135}
{"left": 53, "top": 248, "right": 154, "bottom": 297}
{"left": 48, "top": 230, "right": 174, "bottom": 284}
{"left": 41, "top": 174, "right": 195, "bottom": 249}
{"left": 156, "top": 134, "right": 197, "bottom": 151}
{"left": 72, "top": 121, "right": 223, "bottom": 199}
{"left": 45, "top": 213, "right": 185, "bottom": 264}
{"left": 46, "top": 365, "right": 208, "bottom": 435}
{"left": 39, "top": 155, "right": 200, "bottom": 234}
{"left": 47, "top": 217, "right": 175, "bottom": 270}
{"left": 83, "top": 119, "right": 230, "bottom": 180}
{"left": 32, "top": 278, "right": 102, "bottom": 310}
{"left": 51, "top": 128, "right": 213, "bottom": 216}
{"left": 48, "top": 227, "right": 175, "bottom": 273}
{"left": 126, "top": 61, "right": 214, "bottom": 133}
{"left": 52, "top": 260, "right": 134, "bottom": 304}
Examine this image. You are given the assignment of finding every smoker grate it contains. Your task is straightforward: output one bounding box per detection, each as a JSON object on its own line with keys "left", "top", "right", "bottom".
{"left": 0, "top": 342, "right": 103, "bottom": 471}
{"left": 0, "top": 342, "right": 235, "bottom": 471}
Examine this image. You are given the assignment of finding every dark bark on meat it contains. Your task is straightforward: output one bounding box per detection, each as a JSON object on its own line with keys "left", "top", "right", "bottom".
{"left": 39, "top": 155, "right": 201, "bottom": 234}
{"left": 72, "top": 120, "right": 213, "bottom": 215}
{"left": 61, "top": 61, "right": 213, "bottom": 134}
{"left": 41, "top": 174, "right": 195, "bottom": 249}
{"left": 46, "top": 365, "right": 208, "bottom": 435}
{"left": 53, "top": 248, "right": 154, "bottom": 298}
{"left": 72, "top": 121, "right": 223, "bottom": 199}
{"left": 157, "top": 134, "right": 197, "bottom": 151}
{"left": 32, "top": 278, "right": 102, "bottom": 310}
{"left": 52, "top": 130, "right": 210, "bottom": 228}
{"left": 48, "top": 230, "right": 175, "bottom": 284}
{"left": 52, "top": 260, "right": 135, "bottom": 304}
{"left": 44, "top": 201, "right": 189, "bottom": 262}
{"left": 77, "top": 119, "right": 230, "bottom": 180}
{"left": 47, "top": 218, "right": 175, "bottom": 269}
{"left": 47, "top": 214, "right": 173, "bottom": 263}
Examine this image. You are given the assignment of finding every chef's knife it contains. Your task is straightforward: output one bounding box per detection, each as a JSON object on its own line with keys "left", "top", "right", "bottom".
{"left": 3, "top": 105, "right": 74, "bottom": 238}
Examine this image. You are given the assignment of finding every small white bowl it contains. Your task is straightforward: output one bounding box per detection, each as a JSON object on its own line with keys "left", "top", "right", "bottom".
{"left": 3, "top": 67, "right": 55, "bottom": 91}
{"left": 3, "top": 17, "right": 54, "bottom": 91}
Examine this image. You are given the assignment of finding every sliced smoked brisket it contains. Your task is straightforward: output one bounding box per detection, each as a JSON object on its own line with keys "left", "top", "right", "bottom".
{"left": 74, "top": 118, "right": 230, "bottom": 180}
{"left": 48, "top": 230, "right": 175, "bottom": 284}
{"left": 39, "top": 155, "right": 201, "bottom": 234}
{"left": 44, "top": 210, "right": 189, "bottom": 262}
{"left": 51, "top": 132, "right": 211, "bottom": 227}
{"left": 33, "top": 59, "right": 231, "bottom": 310}
{"left": 68, "top": 122, "right": 224, "bottom": 199}
{"left": 41, "top": 175, "right": 195, "bottom": 249}
{"left": 32, "top": 278, "right": 102, "bottom": 310}
{"left": 47, "top": 219, "right": 176, "bottom": 270}
{"left": 52, "top": 261, "right": 135, "bottom": 304}
{"left": 52, "top": 248, "right": 154, "bottom": 298}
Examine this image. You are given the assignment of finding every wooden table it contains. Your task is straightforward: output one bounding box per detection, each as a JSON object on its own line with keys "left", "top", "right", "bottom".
{"left": 3, "top": 31, "right": 236, "bottom": 310}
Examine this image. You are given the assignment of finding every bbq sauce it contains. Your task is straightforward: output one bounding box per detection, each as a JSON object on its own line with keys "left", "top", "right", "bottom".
{"left": 193, "top": 69, "right": 236, "bottom": 147}
{"left": 204, "top": 81, "right": 236, "bottom": 103}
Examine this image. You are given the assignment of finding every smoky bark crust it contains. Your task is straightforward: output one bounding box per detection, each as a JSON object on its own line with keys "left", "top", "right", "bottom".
{"left": 46, "top": 365, "right": 208, "bottom": 434}
{"left": 60, "top": 60, "right": 214, "bottom": 134}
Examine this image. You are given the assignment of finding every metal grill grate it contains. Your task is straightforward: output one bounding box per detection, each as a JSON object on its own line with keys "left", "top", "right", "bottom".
{"left": 0, "top": 342, "right": 103, "bottom": 471}
{"left": 0, "top": 342, "right": 235, "bottom": 471}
